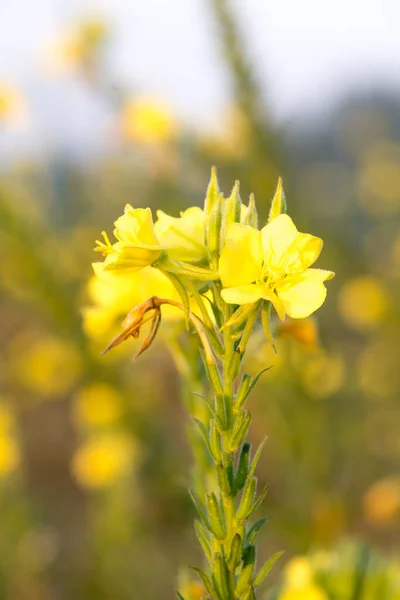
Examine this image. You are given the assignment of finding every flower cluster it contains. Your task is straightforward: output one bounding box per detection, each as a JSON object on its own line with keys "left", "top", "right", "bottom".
{"left": 91, "top": 168, "right": 333, "bottom": 354}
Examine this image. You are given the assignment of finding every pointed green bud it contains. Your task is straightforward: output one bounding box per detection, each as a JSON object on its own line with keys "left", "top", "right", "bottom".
{"left": 235, "top": 373, "right": 252, "bottom": 409}
{"left": 244, "top": 193, "right": 258, "bottom": 228}
{"left": 237, "top": 476, "right": 257, "bottom": 520}
{"left": 224, "top": 180, "right": 242, "bottom": 229}
{"left": 215, "top": 394, "right": 233, "bottom": 431}
{"left": 227, "top": 533, "right": 243, "bottom": 571}
{"left": 230, "top": 410, "right": 251, "bottom": 452}
{"left": 212, "top": 553, "right": 231, "bottom": 599}
{"left": 204, "top": 166, "right": 220, "bottom": 215}
{"left": 209, "top": 418, "right": 223, "bottom": 462}
{"left": 227, "top": 348, "right": 242, "bottom": 381}
{"left": 216, "top": 463, "right": 232, "bottom": 496}
{"left": 207, "top": 492, "right": 226, "bottom": 539}
{"left": 207, "top": 194, "right": 224, "bottom": 268}
{"left": 235, "top": 561, "right": 254, "bottom": 596}
{"left": 235, "top": 442, "right": 251, "bottom": 492}
{"left": 268, "top": 177, "right": 287, "bottom": 222}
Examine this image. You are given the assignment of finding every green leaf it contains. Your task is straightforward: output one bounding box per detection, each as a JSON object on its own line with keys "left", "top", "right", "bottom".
{"left": 199, "top": 348, "right": 224, "bottom": 396}
{"left": 195, "top": 519, "right": 213, "bottom": 563}
{"left": 248, "top": 436, "right": 268, "bottom": 478}
{"left": 253, "top": 551, "right": 285, "bottom": 587}
{"left": 235, "top": 367, "right": 272, "bottom": 410}
{"left": 189, "top": 489, "right": 211, "bottom": 530}
{"left": 248, "top": 481, "right": 269, "bottom": 517}
{"left": 193, "top": 418, "right": 213, "bottom": 458}
{"left": 190, "top": 566, "right": 217, "bottom": 599}
{"left": 209, "top": 419, "right": 223, "bottom": 462}
{"left": 245, "top": 517, "right": 270, "bottom": 545}
{"left": 176, "top": 592, "right": 186, "bottom": 600}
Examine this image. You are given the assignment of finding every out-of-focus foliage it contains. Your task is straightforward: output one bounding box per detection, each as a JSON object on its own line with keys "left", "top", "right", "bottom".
{"left": 0, "top": 3, "right": 399, "bottom": 599}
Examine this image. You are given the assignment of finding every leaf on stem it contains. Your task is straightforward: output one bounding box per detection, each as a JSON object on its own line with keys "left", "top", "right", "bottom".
{"left": 253, "top": 551, "right": 285, "bottom": 587}
{"left": 248, "top": 435, "right": 268, "bottom": 478}
{"left": 190, "top": 566, "right": 218, "bottom": 599}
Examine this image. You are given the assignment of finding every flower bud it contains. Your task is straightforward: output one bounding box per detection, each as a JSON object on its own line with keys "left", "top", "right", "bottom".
{"left": 224, "top": 180, "right": 242, "bottom": 228}
{"left": 235, "top": 442, "right": 251, "bottom": 492}
{"left": 207, "top": 492, "right": 226, "bottom": 539}
{"left": 207, "top": 194, "right": 224, "bottom": 268}
{"left": 230, "top": 410, "right": 251, "bottom": 451}
{"left": 244, "top": 193, "right": 258, "bottom": 228}
{"left": 204, "top": 166, "right": 220, "bottom": 216}
{"left": 237, "top": 476, "right": 257, "bottom": 520}
{"left": 268, "top": 177, "right": 287, "bottom": 222}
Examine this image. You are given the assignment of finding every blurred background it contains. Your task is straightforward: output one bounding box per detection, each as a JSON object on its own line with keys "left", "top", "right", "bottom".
{"left": 1, "top": 1, "right": 400, "bottom": 599}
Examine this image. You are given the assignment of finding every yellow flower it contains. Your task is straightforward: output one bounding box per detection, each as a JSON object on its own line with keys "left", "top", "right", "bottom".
{"left": 220, "top": 214, "right": 334, "bottom": 319}
{"left": 73, "top": 383, "right": 122, "bottom": 428}
{"left": 95, "top": 205, "right": 162, "bottom": 272}
{"left": 121, "top": 96, "right": 176, "bottom": 144}
{"left": 154, "top": 206, "right": 207, "bottom": 262}
{"left": 72, "top": 433, "right": 139, "bottom": 490}
{"left": 338, "top": 275, "right": 389, "bottom": 331}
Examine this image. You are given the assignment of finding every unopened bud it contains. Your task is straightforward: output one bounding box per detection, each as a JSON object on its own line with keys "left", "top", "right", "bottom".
{"left": 268, "top": 177, "right": 287, "bottom": 222}
{"left": 244, "top": 193, "right": 258, "bottom": 228}
{"left": 224, "top": 180, "right": 242, "bottom": 228}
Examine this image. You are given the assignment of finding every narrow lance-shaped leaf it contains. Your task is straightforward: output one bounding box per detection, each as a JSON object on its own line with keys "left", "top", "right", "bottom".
{"left": 209, "top": 418, "right": 223, "bottom": 462}
{"left": 190, "top": 566, "right": 218, "bottom": 599}
{"left": 194, "top": 519, "right": 213, "bottom": 563}
{"left": 253, "top": 551, "right": 285, "bottom": 587}
{"left": 246, "top": 517, "right": 270, "bottom": 545}
{"left": 248, "top": 435, "right": 268, "bottom": 478}
{"left": 230, "top": 411, "right": 251, "bottom": 452}
{"left": 193, "top": 418, "right": 213, "bottom": 458}
{"left": 248, "top": 481, "right": 269, "bottom": 518}
{"left": 189, "top": 489, "right": 211, "bottom": 530}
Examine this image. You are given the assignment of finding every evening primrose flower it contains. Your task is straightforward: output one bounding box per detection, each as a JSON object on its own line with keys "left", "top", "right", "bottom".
{"left": 95, "top": 205, "right": 162, "bottom": 272}
{"left": 154, "top": 206, "right": 207, "bottom": 262}
{"left": 219, "top": 214, "right": 334, "bottom": 319}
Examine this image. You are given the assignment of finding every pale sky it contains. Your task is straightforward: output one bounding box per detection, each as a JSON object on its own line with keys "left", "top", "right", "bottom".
{"left": 1, "top": 0, "right": 400, "bottom": 156}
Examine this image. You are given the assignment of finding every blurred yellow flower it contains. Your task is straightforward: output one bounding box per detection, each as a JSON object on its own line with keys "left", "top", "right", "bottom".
{"left": 301, "top": 351, "right": 345, "bottom": 398}
{"left": 95, "top": 206, "right": 162, "bottom": 273}
{"left": 279, "top": 557, "right": 328, "bottom": 600}
{"left": 0, "top": 434, "right": 19, "bottom": 476}
{"left": 357, "top": 142, "right": 400, "bottom": 214}
{"left": 72, "top": 433, "right": 139, "bottom": 489}
{"left": 356, "top": 337, "right": 399, "bottom": 400}
{"left": 363, "top": 476, "right": 400, "bottom": 525}
{"left": 73, "top": 383, "right": 122, "bottom": 428}
{"left": 0, "top": 404, "right": 19, "bottom": 476}
{"left": 15, "top": 335, "right": 82, "bottom": 398}
{"left": 44, "top": 17, "right": 108, "bottom": 73}
{"left": 276, "top": 318, "right": 319, "bottom": 350}
{"left": 338, "top": 275, "right": 389, "bottom": 331}
{"left": 121, "top": 97, "right": 176, "bottom": 144}
{"left": 0, "top": 83, "right": 27, "bottom": 125}
{"left": 220, "top": 215, "right": 334, "bottom": 319}
{"left": 154, "top": 206, "right": 207, "bottom": 262}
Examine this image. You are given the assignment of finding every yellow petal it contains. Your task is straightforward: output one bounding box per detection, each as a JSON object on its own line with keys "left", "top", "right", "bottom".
{"left": 284, "top": 233, "right": 323, "bottom": 272}
{"left": 277, "top": 274, "right": 328, "bottom": 319}
{"left": 114, "top": 206, "right": 160, "bottom": 247}
{"left": 154, "top": 206, "right": 206, "bottom": 262}
{"left": 302, "top": 268, "right": 335, "bottom": 281}
{"left": 221, "top": 284, "right": 264, "bottom": 305}
{"left": 219, "top": 224, "right": 262, "bottom": 287}
{"left": 261, "top": 214, "right": 298, "bottom": 272}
